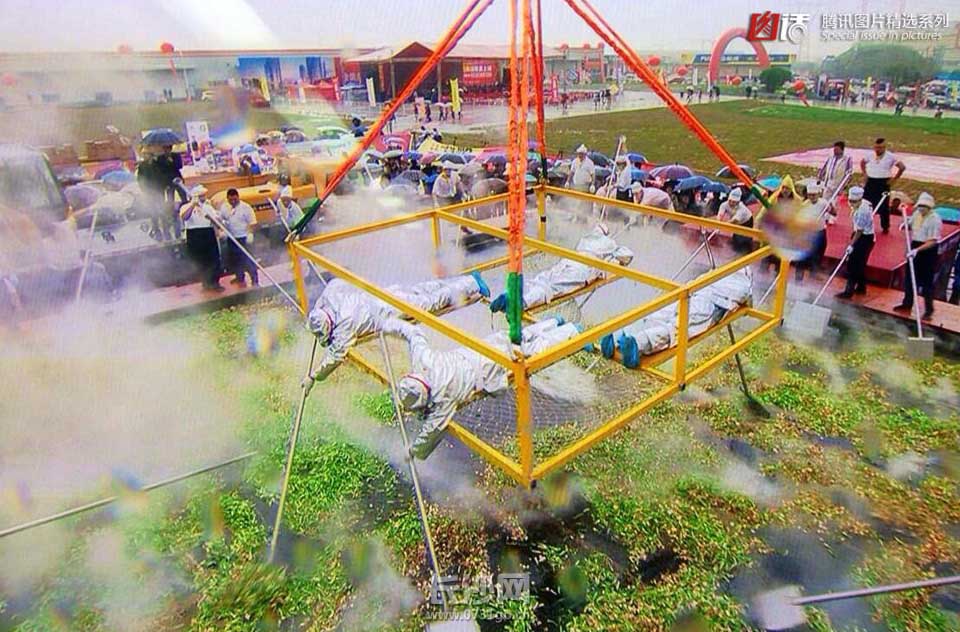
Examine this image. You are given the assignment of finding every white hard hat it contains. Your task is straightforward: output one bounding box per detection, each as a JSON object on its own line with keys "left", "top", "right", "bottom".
{"left": 615, "top": 154, "right": 627, "bottom": 164}
{"left": 576, "top": 144, "right": 588, "bottom": 153}
{"left": 848, "top": 186, "right": 864, "bottom": 201}
{"left": 614, "top": 249, "right": 634, "bottom": 266}
{"left": 190, "top": 184, "right": 208, "bottom": 196}
{"left": 398, "top": 374, "right": 430, "bottom": 410}
{"left": 308, "top": 307, "right": 334, "bottom": 343}
{"left": 728, "top": 188, "right": 742, "bottom": 201}
{"left": 807, "top": 183, "right": 822, "bottom": 195}
{"left": 916, "top": 192, "right": 935, "bottom": 209}
{"left": 279, "top": 185, "right": 293, "bottom": 198}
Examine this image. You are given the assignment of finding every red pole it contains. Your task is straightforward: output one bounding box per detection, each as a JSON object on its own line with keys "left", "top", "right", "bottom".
{"left": 565, "top": 0, "right": 761, "bottom": 197}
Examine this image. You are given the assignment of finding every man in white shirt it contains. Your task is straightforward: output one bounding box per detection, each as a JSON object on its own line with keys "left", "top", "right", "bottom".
{"left": 794, "top": 183, "right": 836, "bottom": 281}
{"left": 180, "top": 185, "right": 224, "bottom": 291}
{"left": 566, "top": 144, "right": 596, "bottom": 194}
{"left": 818, "top": 140, "right": 853, "bottom": 200}
{"left": 860, "top": 138, "right": 906, "bottom": 234}
{"left": 219, "top": 188, "right": 259, "bottom": 286}
{"left": 717, "top": 188, "right": 755, "bottom": 253}
{"left": 836, "top": 186, "right": 875, "bottom": 299}
{"left": 275, "top": 185, "right": 303, "bottom": 228}
{"left": 613, "top": 154, "right": 633, "bottom": 201}
{"left": 432, "top": 162, "right": 464, "bottom": 205}
{"left": 893, "top": 192, "right": 942, "bottom": 320}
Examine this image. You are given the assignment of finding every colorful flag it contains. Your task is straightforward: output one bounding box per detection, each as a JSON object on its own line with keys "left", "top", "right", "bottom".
{"left": 450, "top": 78, "right": 461, "bottom": 113}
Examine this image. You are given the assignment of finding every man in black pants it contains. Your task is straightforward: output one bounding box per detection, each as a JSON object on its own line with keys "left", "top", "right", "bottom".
{"left": 893, "top": 192, "right": 942, "bottom": 320}
{"left": 836, "top": 186, "right": 875, "bottom": 298}
{"left": 860, "top": 138, "right": 905, "bottom": 234}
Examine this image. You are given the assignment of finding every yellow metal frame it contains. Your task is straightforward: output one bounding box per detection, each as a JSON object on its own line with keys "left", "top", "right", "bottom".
{"left": 289, "top": 186, "right": 789, "bottom": 487}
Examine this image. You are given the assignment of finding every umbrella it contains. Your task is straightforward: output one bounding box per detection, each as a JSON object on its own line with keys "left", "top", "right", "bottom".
{"left": 525, "top": 174, "right": 537, "bottom": 184}
{"left": 383, "top": 149, "right": 403, "bottom": 159}
{"left": 460, "top": 162, "right": 485, "bottom": 177}
{"left": 626, "top": 152, "right": 646, "bottom": 164}
{"left": 758, "top": 176, "right": 782, "bottom": 189}
{"left": 64, "top": 184, "right": 101, "bottom": 210}
{"left": 631, "top": 168, "right": 649, "bottom": 183}
{"left": 650, "top": 164, "right": 694, "bottom": 180}
{"left": 383, "top": 183, "right": 419, "bottom": 197}
{"left": 588, "top": 151, "right": 611, "bottom": 167}
{"left": 403, "top": 150, "right": 422, "bottom": 160}
{"left": 141, "top": 128, "right": 182, "bottom": 145}
{"left": 398, "top": 169, "right": 423, "bottom": 183}
{"left": 279, "top": 124, "right": 302, "bottom": 133}
{"left": 420, "top": 152, "right": 437, "bottom": 165}
{"left": 284, "top": 130, "right": 307, "bottom": 143}
{"left": 702, "top": 181, "right": 730, "bottom": 194}
{"left": 594, "top": 166, "right": 612, "bottom": 181}
{"left": 238, "top": 143, "right": 257, "bottom": 153}
{"left": 90, "top": 190, "right": 136, "bottom": 213}
{"left": 675, "top": 175, "right": 712, "bottom": 192}
{"left": 471, "top": 178, "right": 508, "bottom": 197}
{"left": 101, "top": 170, "right": 135, "bottom": 190}
{"left": 437, "top": 153, "right": 467, "bottom": 165}
{"left": 485, "top": 154, "right": 507, "bottom": 167}
{"left": 715, "top": 164, "right": 755, "bottom": 179}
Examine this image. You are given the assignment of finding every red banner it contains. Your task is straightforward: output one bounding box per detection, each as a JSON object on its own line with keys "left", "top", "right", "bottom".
{"left": 461, "top": 59, "right": 499, "bottom": 85}
{"left": 374, "top": 131, "right": 412, "bottom": 153}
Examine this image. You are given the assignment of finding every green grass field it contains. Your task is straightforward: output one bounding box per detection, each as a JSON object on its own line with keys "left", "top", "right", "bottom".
{"left": 4, "top": 301, "right": 959, "bottom": 631}
{"left": 452, "top": 101, "right": 960, "bottom": 206}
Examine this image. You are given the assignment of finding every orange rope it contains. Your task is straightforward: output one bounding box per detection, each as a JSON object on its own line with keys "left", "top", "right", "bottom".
{"left": 304, "top": 0, "right": 491, "bottom": 224}
{"left": 507, "top": 0, "right": 522, "bottom": 274}
{"left": 566, "top": 0, "right": 758, "bottom": 190}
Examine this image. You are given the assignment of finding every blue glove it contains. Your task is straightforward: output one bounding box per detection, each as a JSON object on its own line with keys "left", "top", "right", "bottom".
{"left": 489, "top": 293, "right": 507, "bottom": 313}
{"left": 600, "top": 333, "right": 616, "bottom": 359}
{"left": 471, "top": 271, "right": 491, "bottom": 298}
{"left": 619, "top": 333, "right": 640, "bottom": 369}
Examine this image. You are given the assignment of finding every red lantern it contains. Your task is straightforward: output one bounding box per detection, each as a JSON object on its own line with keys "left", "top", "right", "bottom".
{"left": 647, "top": 55, "right": 661, "bottom": 67}
{"left": 676, "top": 65, "right": 688, "bottom": 77}
{"left": 793, "top": 80, "right": 806, "bottom": 91}
{"left": 117, "top": 44, "right": 133, "bottom": 54}
{"left": 1, "top": 73, "right": 16, "bottom": 87}
{"left": 159, "top": 42, "right": 175, "bottom": 54}
{"left": 731, "top": 76, "right": 742, "bottom": 86}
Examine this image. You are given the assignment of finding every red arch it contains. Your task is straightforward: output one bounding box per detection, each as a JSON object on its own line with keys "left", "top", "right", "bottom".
{"left": 708, "top": 27, "right": 770, "bottom": 84}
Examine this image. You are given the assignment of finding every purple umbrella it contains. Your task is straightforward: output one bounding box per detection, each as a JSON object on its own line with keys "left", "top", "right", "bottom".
{"left": 64, "top": 184, "right": 101, "bottom": 210}
{"left": 101, "top": 170, "right": 135, "bottom": 190}
{"left": 650, "top": 164, "right": 694, "bottom": 180}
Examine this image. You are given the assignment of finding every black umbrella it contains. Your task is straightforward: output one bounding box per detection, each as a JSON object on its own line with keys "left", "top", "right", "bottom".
{"left": 438, "top": 153, "right": 467, "bottom": 165}
{"left": 398, "top": 169, "right": 423, "bottom": 183}
{"left": 588, "top": 151, "right": 611, "bottom": 167}
{"left": 716, "top": 164, "right": 755, "bottom": 179}
{"left": 279, "top": 124, "right": 302, "bottom": 133}
{"left": 471, "top": 178, "right": 508, "bottom": 198}
{"left": 141, "top": 128, "right": 182, "bottom": 145}
{"left": 485, "top": 154, "right": 507, "bottom": 167}
{"left": 675, "top": 175, "right": 712, "bottom": 192}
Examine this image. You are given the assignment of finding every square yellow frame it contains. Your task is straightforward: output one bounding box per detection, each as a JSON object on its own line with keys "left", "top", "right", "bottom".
{"left": 289, "top": 185, "right": 789, "bottom": 487}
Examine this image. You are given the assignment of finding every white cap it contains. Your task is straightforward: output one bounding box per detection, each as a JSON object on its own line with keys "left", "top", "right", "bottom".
{"left": 848, "top": 186, "right": 864, "bottom": 201}
{"left": 916, "top": 192, "right": 935, "bottom": 209}
{"left": 308, "top": 307, "right": 334, "bottom": 342}
{"left": 576, "top": 144, "right": 588, "bottom": 153}
{"left": 807, "top": 183, "right": 822, "bottom": 195}
{"left": 279, "top": 185, "right": 293, "bottom": 198}
{"left": 615, "top": 155, "right": 628, "bottom": 164}
{"left": 728, "top": 188, "right": 742, "bottom": 201}
{"left": 190, "top": 185, "right": 208, "bottom": 196}
{"left": 398, "top": 374, "right": 430, "bottom": 410}
{"left": 441, "top": 160, "right": 456, "bottom": 170}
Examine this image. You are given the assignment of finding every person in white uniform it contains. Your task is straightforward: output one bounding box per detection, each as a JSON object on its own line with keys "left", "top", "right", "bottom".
{"left": 275, "top": 185, "right": 303, "bottom": 228}
{"left": 219, "top": 188, "right": 259, "bottom": 286}
{"left": 613, "top": 154, "right": 633, "bottom": 202}
{"left": 893, "top": 192, "right": 942, "bottom": 320}
{"left": 600, "top": 269, "right": 753, "bottom": 368}
{"left": 302, "top": 271, "right": 491, "bottom": 390}
{"left": 717, "top": 188, "right": 755, "bottom": 253}
{"left": 793, "top": 183, "right": 836, "bottom": 281}
{"left": 860, "top": 137, "right": 906, "bottom": 234}
{"left": 384, "top": 316, "right": 582, "bottom": 459}
{"left": 179, "top": 185, "right": 223, "bottom": 291}
{"left": 836, "top": 186, "right": 875, "bottom": 299}
{"left": 488, "top": 224, "right": 634, "bottom": 313}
